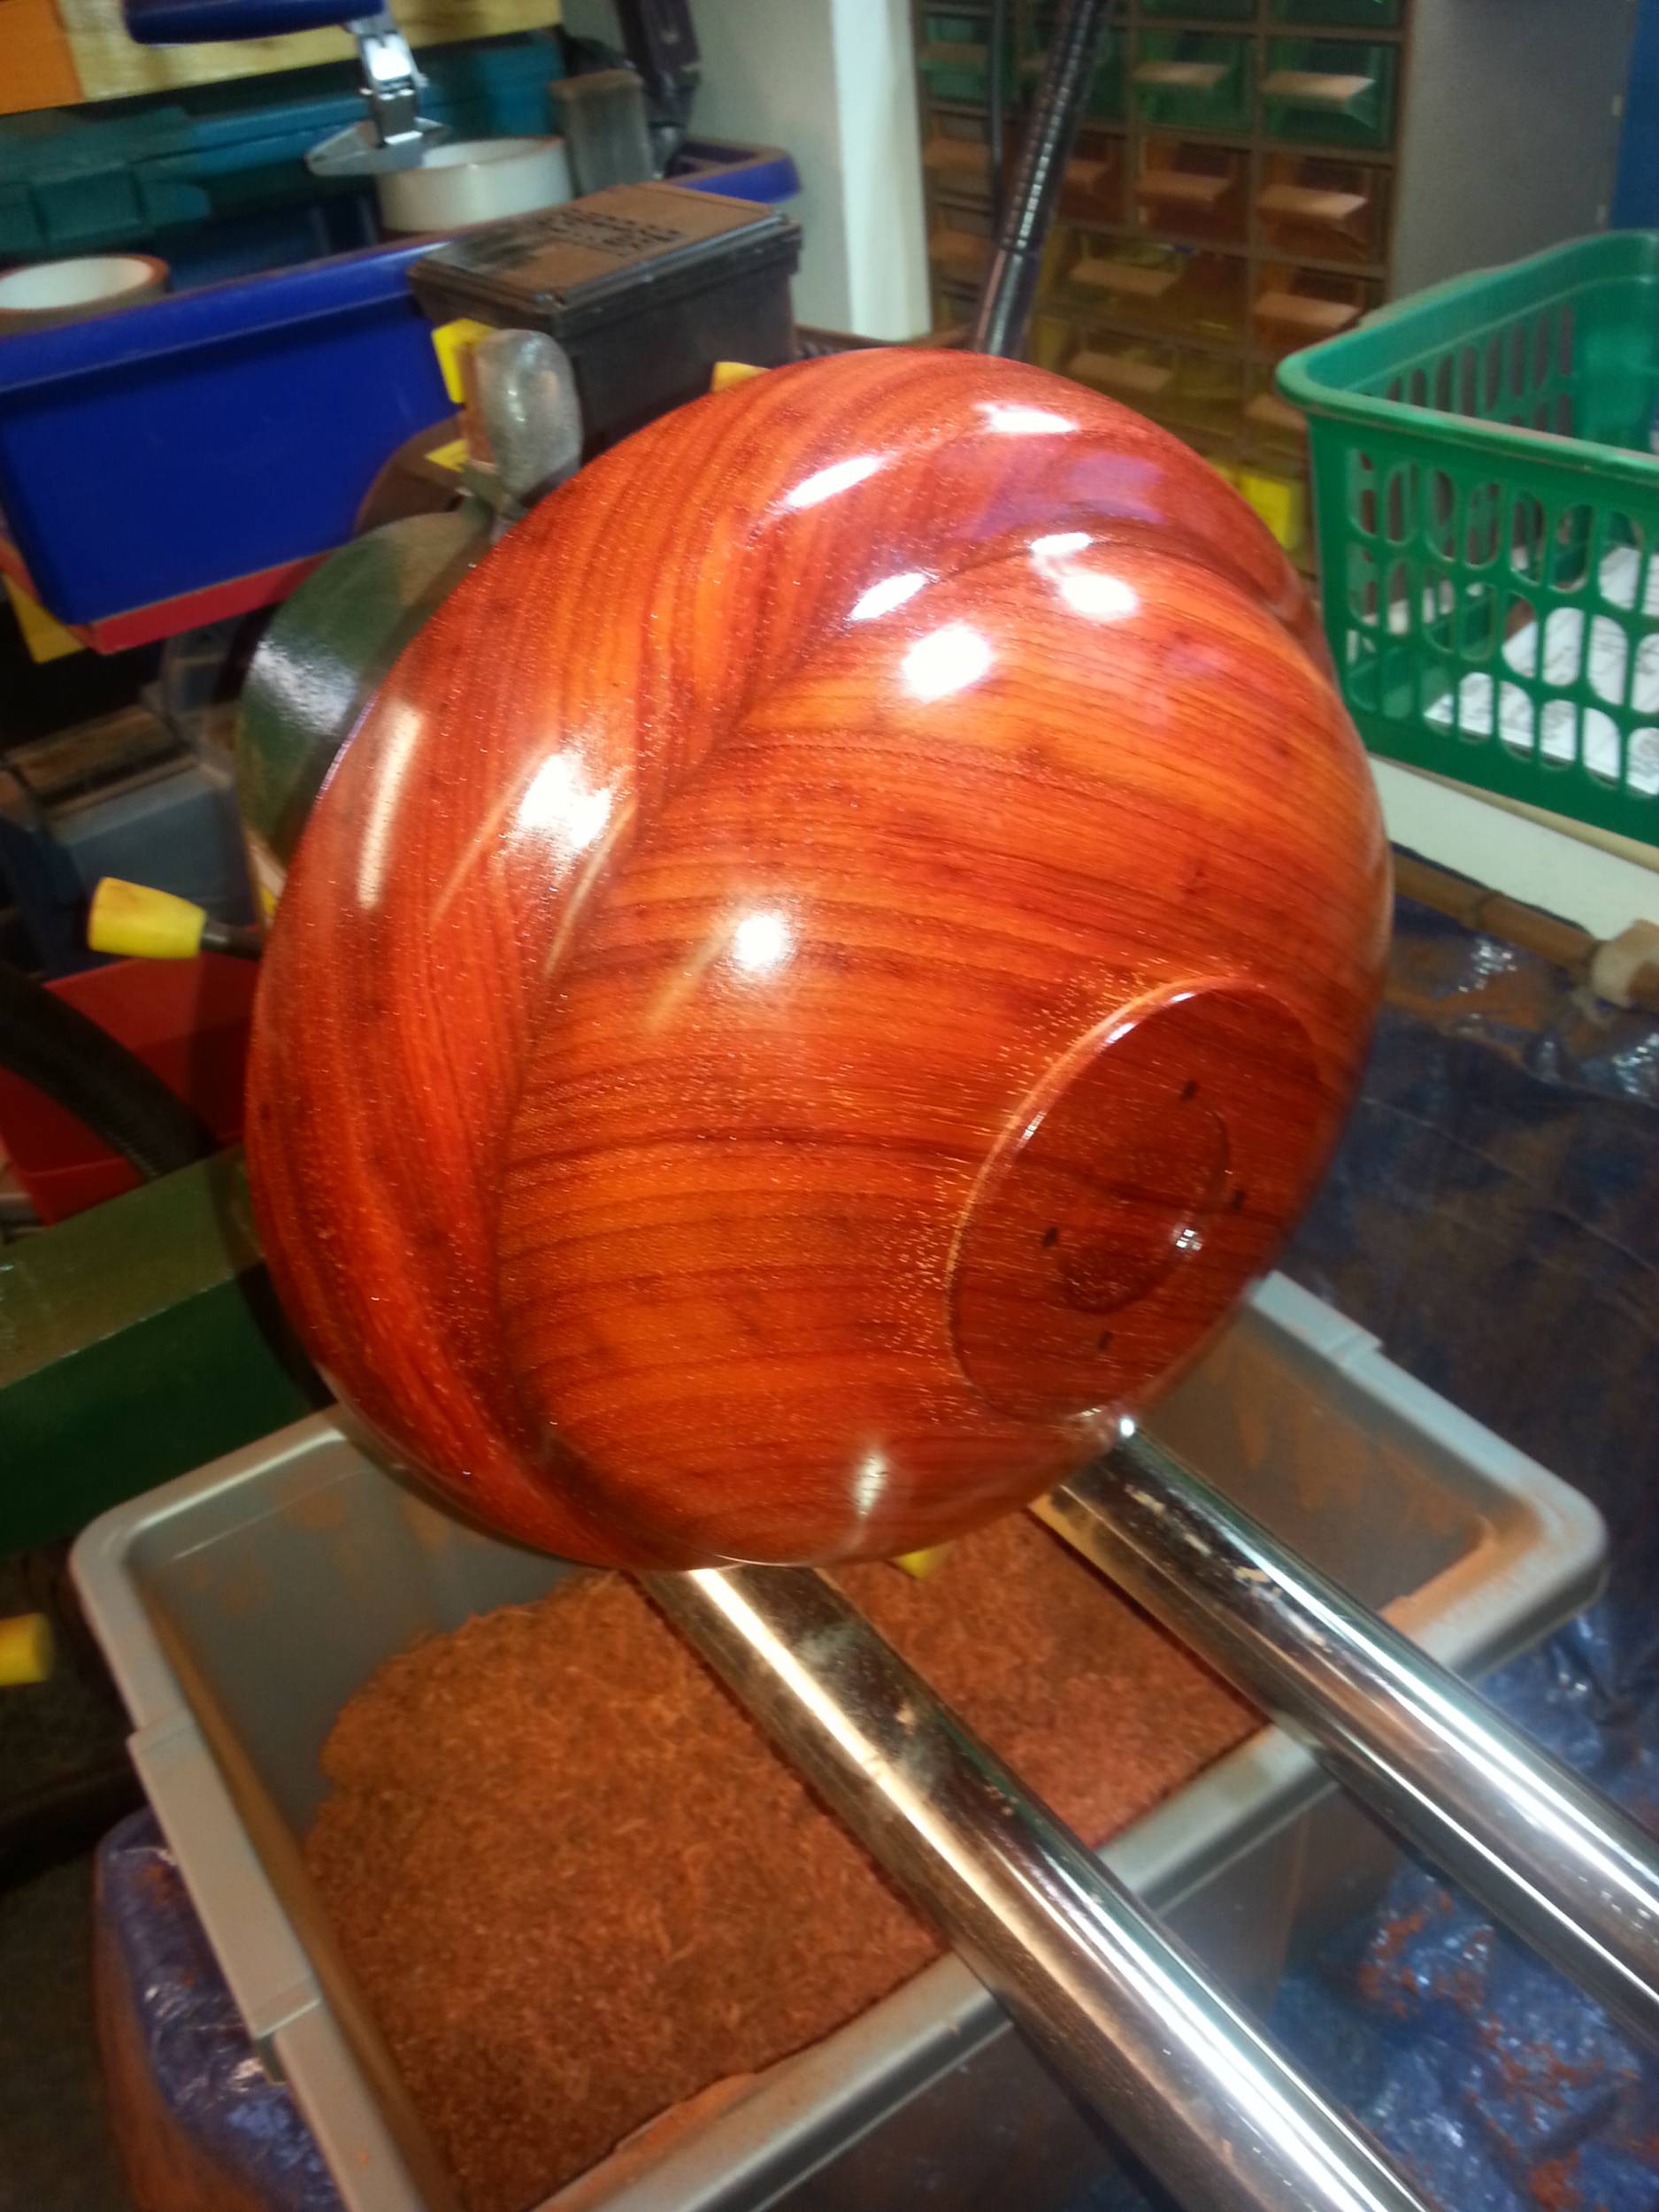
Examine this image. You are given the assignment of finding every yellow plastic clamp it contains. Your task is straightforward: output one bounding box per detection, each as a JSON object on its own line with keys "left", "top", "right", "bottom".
{"left": 88, "top": 878, "right": 208, "bottom": 961}
{"left": 1238, "top": 469, "right": 1307, "bottom": 555}
{"left": 893, "top": 1544, "right": 954, "bottom": 1581}
{"left": 430, "top": 318, "right": 495, "bottom": 406}
{"left": 4, "top": 575, "right": 81, "bottom": 664}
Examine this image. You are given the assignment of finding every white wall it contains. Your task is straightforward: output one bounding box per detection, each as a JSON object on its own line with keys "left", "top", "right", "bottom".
{"left": 566, "top": 0, "right": 929, "bottom": 337}
{"left": 1393, "top": 0, "right": 1634, "bottom": 296}
{"left": 1373, "top": 762, "right": 1659, "bottom": 938}
{"left": 821, "top": 0, "right": 930, "bottom": 338}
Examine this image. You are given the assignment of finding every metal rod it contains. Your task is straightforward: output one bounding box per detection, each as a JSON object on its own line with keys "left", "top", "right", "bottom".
{"left": 971, "top": 0, "right": 1110, "bottom": 359}
{"left": 200, "top": 918, "right": 263, "bottom": 961}
{"left": 1039, "top": 1432, "right": 1659, "bottom": 2055}
{"left": 644, "top": 1562, "right": 1433, "bottom": 2212}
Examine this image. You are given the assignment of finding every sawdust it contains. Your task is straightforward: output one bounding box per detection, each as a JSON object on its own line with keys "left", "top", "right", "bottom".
{"left": 307, "top": 1512, "right": 1256, "bottom": 2212}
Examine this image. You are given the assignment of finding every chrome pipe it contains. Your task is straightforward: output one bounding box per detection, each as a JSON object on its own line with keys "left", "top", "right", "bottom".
{"left": 971, "top": 0, "right": 1110, "bottom": 359}
{"left": 1039, "top": 1430, "right": 1659, "bottom": 2054}
{"left": 644, "top": 1562, "right": 1433, "bottom": 2212}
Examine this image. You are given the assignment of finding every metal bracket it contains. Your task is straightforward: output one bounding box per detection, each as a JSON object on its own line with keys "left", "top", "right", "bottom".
{"left": 304, "top": 12, "right": 449, "bottom": 178}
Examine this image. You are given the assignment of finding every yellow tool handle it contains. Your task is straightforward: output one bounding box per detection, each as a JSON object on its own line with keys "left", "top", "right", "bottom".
{"left": 0, "top": 1614, "right": 53, "bottom": 1687}
{"left": 88, "top": 878, "right": 208, "bottom": 961}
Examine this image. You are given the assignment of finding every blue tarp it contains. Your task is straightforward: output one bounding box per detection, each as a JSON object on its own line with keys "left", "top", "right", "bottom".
{"left": 96, "top": 1812, "right": 342, "bottom": 2210}
{"left": 1084, "top": 889, "right": 1659, "bottom": 2212}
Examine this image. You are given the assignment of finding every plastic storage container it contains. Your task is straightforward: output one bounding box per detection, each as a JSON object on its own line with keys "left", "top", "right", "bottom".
{"left": 1013, "top": 22, "right": 1133, "bottom": 119}
{"left": 1133, "top": 33, "right": 1251, "bottom": 133}
{"left": 1136, "top": 141, "right": 1248, "bottom": 244}
{"left": 927, "top": 197, "right": 995, "bottom": 285}
{"left": 1065, "top": 332, "right": 1179, "bottom": 406}
{"left": 922, "top": 111, "right": 1002, "bottom": 198}
{"left": 1257, "top": 155, "right": 1388, "bottom": 267}
{"left": 1254, "top": 263, "right": 1371, "bottom": 355}
{"left": 1274, "top": 0, "right": 1400, "bottom": 20}
{"left": 918, "top": 12, "right": 1013, "bottom": 104}
{"left": 1279, "top": 231, "right": 1659, "bottom": 847}
{"left": 669, "top": 137, "right": 802, "bottom": 208}
{"left": 1262, "top": 39, "right": 1397, "bottom": 149}
{"left": 928, "top": 270, "right": 979, "bottom": 333}
{"left": 73, "top": 1274, "right": 1604, "bottom": 2212}
{"left": 1060, "top": 127, "right": 1125, "bottom": 221}
{"left": 1084, "top": 27, "right": 1126, "bottom": 119}
{"left": 1056, "top": 233, "right": 1186, "bottom": 324}
{"left": 1025, "top": 19, "right": 1125, "bottom": 119}
{"left": 1141, "top": 0, "right": 1253, "bottom": 17}
{"left": 0, "top": 241, "right": 449, "bottom": 629}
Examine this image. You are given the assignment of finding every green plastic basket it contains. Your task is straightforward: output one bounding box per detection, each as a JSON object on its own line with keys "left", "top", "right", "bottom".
{"left": 1278, "top": 231, "right": 1659, "bottom": 847}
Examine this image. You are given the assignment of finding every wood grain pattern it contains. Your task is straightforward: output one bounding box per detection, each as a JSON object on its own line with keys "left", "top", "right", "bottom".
{"left": 0, "top": 0, "right": 82, "bottom": 116}
{"left": 55, "top": 0, "right": 559, "bottom": 104}
{"left": 246, "top": 348, "right": 1389, "bottom": 1568}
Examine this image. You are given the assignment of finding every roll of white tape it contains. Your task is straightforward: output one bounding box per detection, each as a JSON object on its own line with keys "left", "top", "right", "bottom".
{"left": 376, "top": 137, "right": 573, "bottom": 235}
{"left": 0, "top": 253, "right": 169, "bottom": 333}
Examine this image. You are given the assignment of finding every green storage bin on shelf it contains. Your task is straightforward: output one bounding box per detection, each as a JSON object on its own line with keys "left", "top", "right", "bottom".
{"left": 1087, "top": 29, "right": 1127, "bottom": 120}
{"left": 1132, "top": 33, "right": 1250, "bottom": 133}
{"left": 1263, "top": 39, "right": 1396, "bottom": 148}
{"left": 1273, "top": 0, "right": 1401, "bottom": 24}
{"left": 1279, "top": 231, "right": 1659, "bottom": 848}
{"left": 1141, "top": 0, "right": 1254, "bottom": 19}
{"left": 1023, "top": 22, "right": 1125, "bottom": 119}
{"left": 921, "top": 12, "right": 1014, "bottom": 104}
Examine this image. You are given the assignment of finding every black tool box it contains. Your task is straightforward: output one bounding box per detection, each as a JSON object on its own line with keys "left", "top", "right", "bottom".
{"left": 411, "top": 180, "right": 802, "bottom": 450}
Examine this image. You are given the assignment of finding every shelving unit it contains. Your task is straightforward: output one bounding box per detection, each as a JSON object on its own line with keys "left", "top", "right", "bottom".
{"left": 911, "top": 0, "right": 1635, "bottom": 579}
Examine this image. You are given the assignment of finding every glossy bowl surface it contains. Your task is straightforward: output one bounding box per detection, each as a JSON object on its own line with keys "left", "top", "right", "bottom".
{"left": 247, "top": 348, "right": 1389, "bottom": 1565}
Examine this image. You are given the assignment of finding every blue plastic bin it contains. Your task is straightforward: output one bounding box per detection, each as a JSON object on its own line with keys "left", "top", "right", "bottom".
{"left": 0, "top": 135, "right": 799, "bottom": 632}
{"left": 672, "top": 139, "right": 800, "bottom": 205}
{"left": 0, "top": 241, "right": 449, "bottom": 625}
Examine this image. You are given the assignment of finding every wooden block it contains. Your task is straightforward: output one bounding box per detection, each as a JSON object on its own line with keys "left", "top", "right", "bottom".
{"left": 1246, "top": 389, "right": 1307, "bottom": 438}
{"left": 1133, "top": 60, "right": 1228, "bottom": 91}
{"left": 60, "top": 0, "right": 561, "bottom": 103}
{"left": 1478, "top": 895, "right": 1594, "bottom": 975}
{"left": 1138, "top": 169, "right": 1231, "bottom": 209}
{"left": 925, "top": 136, "right": 990, "bottom": 180}
{"left": 1073, "top": 255, "right": 1180, "bottom": 299}
{"left": 930, "top": 227, "right": 992, "bottom": 273}
{"left": 1065, "top": 156, "right": 1113, "bottom": 194}
{"left": 1070, "top": 349, "right": 1173, "bottom": 398}
{"left": 1261, "top": 70, "right": 1372, "bottom": 108}
{"left": 1253, "top": 290, "right": 1361, "bottom": 337}
{"left": 1257, "top": 182, "right": 1370, "bottom": 227}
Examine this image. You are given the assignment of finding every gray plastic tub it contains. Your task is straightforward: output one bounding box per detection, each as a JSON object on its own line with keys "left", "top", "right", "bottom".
{"left": 73, "top": 1272, "right": 1606, "bottom": 2212}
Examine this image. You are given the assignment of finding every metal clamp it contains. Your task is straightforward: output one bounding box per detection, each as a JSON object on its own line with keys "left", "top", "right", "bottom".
{"left": 305, "top": 12, "right": 449, "bottom": 178}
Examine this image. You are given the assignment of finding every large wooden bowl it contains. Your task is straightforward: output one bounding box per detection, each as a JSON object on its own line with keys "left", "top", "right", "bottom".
{"left": 247, "top": 348, "right": 1388, "bottom": 1567}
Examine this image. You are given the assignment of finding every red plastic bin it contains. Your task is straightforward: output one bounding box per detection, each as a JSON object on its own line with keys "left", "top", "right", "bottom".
{"left": 0, "top": 956, "right": 255, "bottom": 1223}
